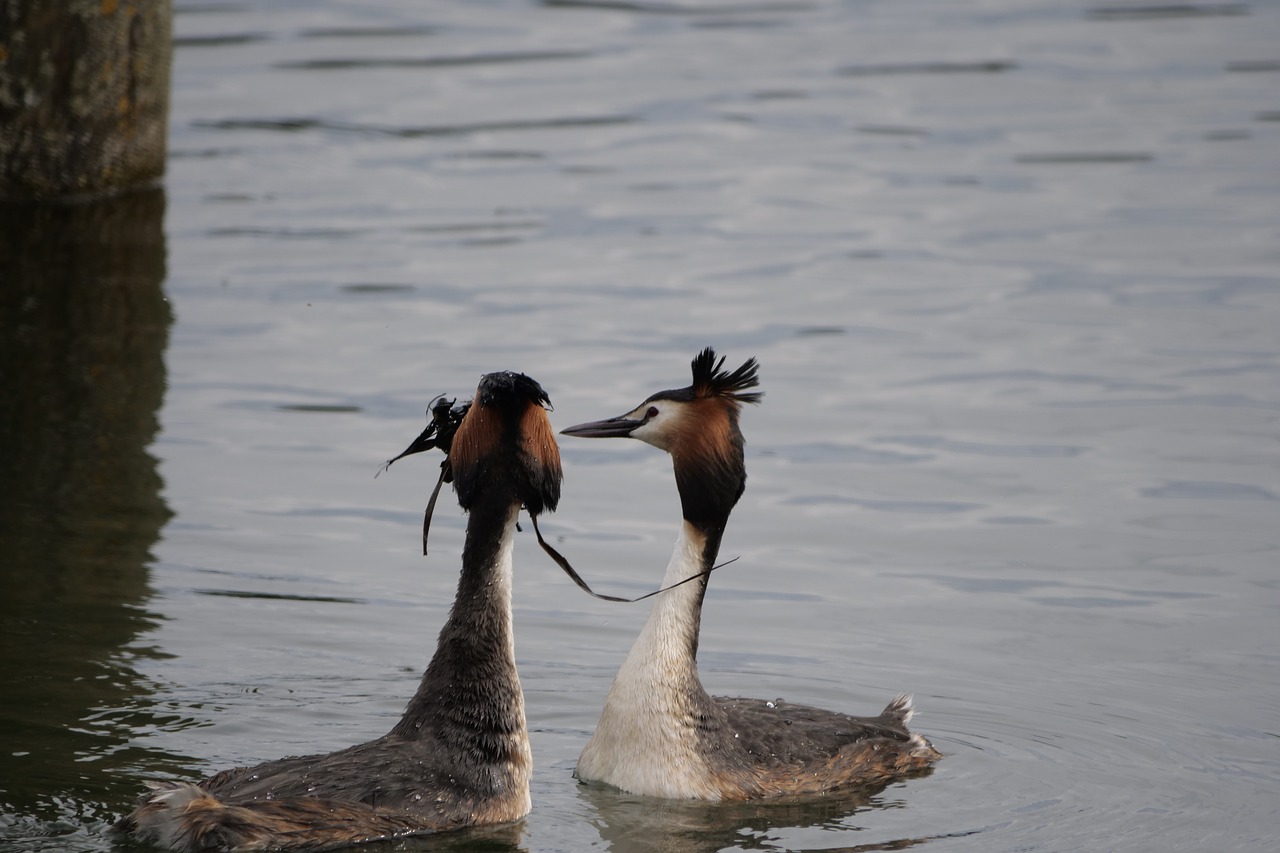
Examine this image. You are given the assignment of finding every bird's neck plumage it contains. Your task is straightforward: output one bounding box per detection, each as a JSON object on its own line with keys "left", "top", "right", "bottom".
{"left": 575, "top": 432, "right": 746, "bottom": 796}
{"left": 639, "top": 444, "right": 741, "bottom": 671}
{"left": 391, "top": 497, "right": 525, "bottom": 751}
{"left": 576, "top": 506, "right": 734, "bottom": 797}
{"left": 576, "top": 377, "right": 763, "bottom": 795}
{"left": 637, "top": 516, "right": 722, "bottom": 670}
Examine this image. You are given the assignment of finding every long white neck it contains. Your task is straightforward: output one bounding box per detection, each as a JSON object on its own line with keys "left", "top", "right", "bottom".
{"left": 577, "top": 521, "right": 725, "bottom": 798}
{"left": 622, "top": 521, "right": 707, "bottom": 678}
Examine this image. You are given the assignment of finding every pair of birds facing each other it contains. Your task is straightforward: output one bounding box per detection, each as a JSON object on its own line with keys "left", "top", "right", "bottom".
{"left": 121, "top": 350, "right": 940, "bottom": 852}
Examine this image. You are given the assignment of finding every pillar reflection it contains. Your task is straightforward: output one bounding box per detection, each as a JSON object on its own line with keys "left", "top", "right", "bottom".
{"left": 0, "top": 188, "right": 175, "bottom": 819}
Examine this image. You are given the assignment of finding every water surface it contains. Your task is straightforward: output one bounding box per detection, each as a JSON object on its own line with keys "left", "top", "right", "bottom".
{"left": 2, "top": 1, "right": 1277, "bottom": 850}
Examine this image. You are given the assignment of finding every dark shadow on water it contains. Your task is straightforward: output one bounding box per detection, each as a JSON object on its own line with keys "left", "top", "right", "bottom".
{"left": 275, "top": 50, "right": 593, "bottom": 70}
{"left": 1225, "top": 60, "right": 1280, "bottom": 72}
{"left": 173, "top": 32, "right": 271, "bottom": 48}
{"left": 543, "top": 0, "right": 815, "bottom": 14}
{"left": 195, "top": 114, "right": 636, "bottom": 138}
{"left": 0, "top": 189, "right": 180, "bottom": 846}
{"left": 299, "top": 25, "right": 437, "bottom": 39}
{"left": 1014, "top": 152, "right": 1153, "bottom": 165}
{"left": 1084, "top": 4, "right": 1249, "bottom": 21}
{"left": 838, "top": 60, "right": 1015, "bottom": 76}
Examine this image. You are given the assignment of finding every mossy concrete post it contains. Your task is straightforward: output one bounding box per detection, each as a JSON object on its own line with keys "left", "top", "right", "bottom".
{"left": 0, "top": 0, "right": 172, "bottom": 200}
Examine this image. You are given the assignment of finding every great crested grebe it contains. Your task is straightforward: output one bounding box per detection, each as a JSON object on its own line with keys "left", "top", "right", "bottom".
{"left": 122, "top": 371, "right": 561, "bottom": 851}
{"left": 563, "top": 349, "right": 941, "bottom": 800}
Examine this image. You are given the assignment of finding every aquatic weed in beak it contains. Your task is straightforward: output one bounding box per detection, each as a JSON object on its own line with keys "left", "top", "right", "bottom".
{"left": 379, "top": 394, "right": 471, "bottom": 555}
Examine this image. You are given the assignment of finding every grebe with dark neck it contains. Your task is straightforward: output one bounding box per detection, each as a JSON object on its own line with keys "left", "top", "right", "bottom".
{"left": 122, "top": 371, "right": 561, "bottom": 851}
{"left": 563, "top": 349, "right": 940, "bottom": 800}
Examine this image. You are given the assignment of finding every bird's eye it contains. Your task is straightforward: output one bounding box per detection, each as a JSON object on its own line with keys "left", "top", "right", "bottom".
{"left": 645, "top": 406, "right": 659, "bottom": 420}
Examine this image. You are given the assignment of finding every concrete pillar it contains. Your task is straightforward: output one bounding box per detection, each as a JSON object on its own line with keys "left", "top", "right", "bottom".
{"left": 0, "top": 1, "right": 172, "bottom": 200}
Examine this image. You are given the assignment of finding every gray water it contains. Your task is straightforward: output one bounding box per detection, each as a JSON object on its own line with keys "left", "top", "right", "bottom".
{"left": 3, "top": 1, "right": 1278, "bottom": 850}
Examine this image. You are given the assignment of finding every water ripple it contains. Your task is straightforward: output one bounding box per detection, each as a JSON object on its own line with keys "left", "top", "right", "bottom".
{"left": 1044, "top": 393, "right": 1280, "bottom": 410}
{"left": 298, "top": 25, "right": 436, "bottom": 39}
{"left": 1141, "top": 480, "right": 1280, "bottom": 501}
{"left": 276, "top": 50, "right": 593, "bottom": 70}
{"left": 175, "top": 33, "right": 270, "bottom": 48}
{"left": 192, "top": 589, "right": 366, "bottom": 604}
{"left": 543, "top": 0, "right": 814, "bottom": 13}
{"left": 1084, "top": 4, "right": 1249, "bottom": 20}
{"left": 1015, "top": 152, "right": 1154, "bottom": 164}
{"left": 786, "top": 495, "right": 984, "bottom": 514}
{"left": 195, "top": 114, "right": 636, "bottom": 137}
{"left": 898, "top": 369, "right": 1174, "bottom": 393}
{"left": 906, "top": 572, "right": 1219, "bottom": 607}
{"left": 768, "top": 443, "right": 930, "bottom": 465}
{"left": 838, "top": 60, "right": 1016, "bottom": 76}
{"left": 875, "top": 435, "right": 1089, "bottom": 458}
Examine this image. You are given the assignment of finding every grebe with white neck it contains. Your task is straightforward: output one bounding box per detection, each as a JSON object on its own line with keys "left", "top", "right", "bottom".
{"left": 121, "top": 371, "right": 561, "bottom": 851}
{"left": 563, "top": 349, "right": 941, "bottom": 800}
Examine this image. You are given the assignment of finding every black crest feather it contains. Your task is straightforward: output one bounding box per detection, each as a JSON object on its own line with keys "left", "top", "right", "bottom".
{"left": 690, "top": 347, "right": 763, "bottom": 405}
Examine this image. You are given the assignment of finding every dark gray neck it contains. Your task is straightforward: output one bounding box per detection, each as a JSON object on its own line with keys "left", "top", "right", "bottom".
{"left": 391, "top": 497, "right": 523, "bottom": 755}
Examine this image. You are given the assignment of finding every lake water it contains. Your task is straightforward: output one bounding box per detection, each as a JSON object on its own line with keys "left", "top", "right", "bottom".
{"left": 2, "top": 0, "right": 1278, "bottom": 850}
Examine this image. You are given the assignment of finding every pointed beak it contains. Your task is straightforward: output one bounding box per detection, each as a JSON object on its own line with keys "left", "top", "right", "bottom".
{"left": 560, "top": 415, "right": 642, "bottom": 439}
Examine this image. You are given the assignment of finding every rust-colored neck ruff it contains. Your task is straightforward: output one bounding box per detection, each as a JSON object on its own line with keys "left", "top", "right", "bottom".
{"left": 668, "top": 397, "right": 747, "bottom": 535}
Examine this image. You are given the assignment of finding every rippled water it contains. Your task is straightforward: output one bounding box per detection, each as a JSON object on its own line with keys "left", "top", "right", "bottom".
{"left": 3, "top": 1, "right": 1278, "bottom": 850}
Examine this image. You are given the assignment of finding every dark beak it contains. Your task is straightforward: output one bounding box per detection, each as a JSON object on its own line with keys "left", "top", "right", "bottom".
{"left": 560, "top": 415, "right": 642, "bottom": 439}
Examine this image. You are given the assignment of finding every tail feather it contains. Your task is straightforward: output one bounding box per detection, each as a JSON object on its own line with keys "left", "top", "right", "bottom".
{"left": 881, "top": 692, "right": 914, "bottom": 725}
{"left": 126, "top": 782, "right": 219, "bottom": 851}
{"left": 881, "top": 693, "right": 943, "bottom": 762}
{"left": 124, "top": 781, "right": 434, "bottom": 852}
